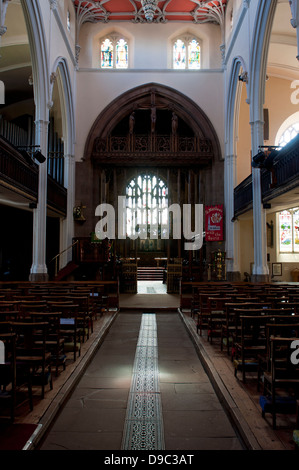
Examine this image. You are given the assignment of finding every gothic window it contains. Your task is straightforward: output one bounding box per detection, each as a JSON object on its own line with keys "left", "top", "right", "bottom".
{"left": 173, "top": 36, "right": 201, "bottom": 70}
{"left": 279, "top": 208, "right": 299, "bottom": 253}
{"left": 278, "top": 122, "right": 299, "bottom": 147}
{"left": 126, "top": 173, "right": 168, "bottom": 240}
{"left": 100, "top": 35, "right": 128, "bottom": 69}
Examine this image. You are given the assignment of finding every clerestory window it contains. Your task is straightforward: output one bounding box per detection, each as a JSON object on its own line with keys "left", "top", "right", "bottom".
{"left": 100, "top": 35, "right": 128, "bottom": 69}
{"left": 173, "top": 36, "right": 201, "bottom": 70}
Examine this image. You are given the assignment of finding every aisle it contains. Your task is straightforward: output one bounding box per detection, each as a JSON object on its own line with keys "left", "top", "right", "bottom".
{"left": 39, "top": 312, "right": 244, "bottom": 450}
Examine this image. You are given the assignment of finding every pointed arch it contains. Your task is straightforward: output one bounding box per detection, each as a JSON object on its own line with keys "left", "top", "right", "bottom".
{"left": 20, "top": 0, "right": 50, "bottom": 122}
{"left": 83, "top": 82, "right": 222, "bottom": 163}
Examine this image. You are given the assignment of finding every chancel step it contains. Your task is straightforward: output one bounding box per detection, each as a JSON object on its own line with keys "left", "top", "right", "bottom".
{"left": 137, "top": 267, "right": 164, "bottom": 281}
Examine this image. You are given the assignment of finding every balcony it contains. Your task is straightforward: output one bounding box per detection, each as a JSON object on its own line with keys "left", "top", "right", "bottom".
{"left": 0, "top": 136, "right": 38, "bottom": 200}
{"left": 0, "top": 131, "right": 67, "bottom": 216}
{"left": 234, "top": 134, "right": 299, "bottom": 217}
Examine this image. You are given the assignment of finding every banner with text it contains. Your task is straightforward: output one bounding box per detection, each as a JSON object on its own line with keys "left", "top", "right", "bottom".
{"left": 205, "top": 205, "right": 223, "bottom": 241}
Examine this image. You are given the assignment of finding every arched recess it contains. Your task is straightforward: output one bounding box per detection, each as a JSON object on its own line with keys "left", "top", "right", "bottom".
{"left": 84, "top": 82, "right": 222, "bottom": 164}
{"left": 51, "top": 57, "right": 76, "bottom": 268}
{"left": 249, "top": 0, "right": 277, "bottom": 280}
{"left": 77, "top": 83, "right": 224, "bottom": 277}
{"left": 21, "top": 0, "right": 50, "bottom": 280}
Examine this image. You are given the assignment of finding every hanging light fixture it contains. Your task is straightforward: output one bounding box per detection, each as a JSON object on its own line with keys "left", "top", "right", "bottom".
{"left": 141, "top": 0, "right": 158, "bottom": 22}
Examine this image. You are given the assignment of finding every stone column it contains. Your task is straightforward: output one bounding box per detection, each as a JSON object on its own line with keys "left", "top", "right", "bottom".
{"left": 289, "top": 0, "right": 299, "bottom": 61}
{"left": 30, "top": 119, "right": 49, "bottom": 281}
{"left": 250, "top": 119, "right": 269, "bottom": 282}
{"left": 60, "top": 153, "right": 75, "bottom": 269}
{"left": 225, "top": 153, "right": 241, "bottom": 281}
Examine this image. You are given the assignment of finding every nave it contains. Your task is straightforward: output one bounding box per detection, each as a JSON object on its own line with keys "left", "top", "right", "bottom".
{"left": 38, "top": 312, "right": 244, "bottom": 451}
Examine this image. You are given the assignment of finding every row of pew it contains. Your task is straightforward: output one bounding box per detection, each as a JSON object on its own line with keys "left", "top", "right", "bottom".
{"left": 189, "top": 282, "right": 299, "bottom": 444}
{"left": 0, "top": 282, "right": 118, "bottom": 423}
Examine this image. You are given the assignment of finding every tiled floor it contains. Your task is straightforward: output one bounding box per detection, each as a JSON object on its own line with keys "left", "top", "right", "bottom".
{"left": 39, "top": 312, "right": 244, "bottom": 450}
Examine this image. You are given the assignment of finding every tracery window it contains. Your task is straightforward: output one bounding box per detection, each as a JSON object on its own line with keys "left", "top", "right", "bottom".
{"left": 126, "top": 173, "right": 168, "bottom": 240}
{"left": 100, "top": 35, "right": 128, "bottom": 69}
{"left": 279, "top": 208, "right": 299, "bottom": 253}
{"left": 278, "top": 122, "right": 299, "bottom": 147}
{"left": 173, "top": 36, "right": 201, "bottom": 70}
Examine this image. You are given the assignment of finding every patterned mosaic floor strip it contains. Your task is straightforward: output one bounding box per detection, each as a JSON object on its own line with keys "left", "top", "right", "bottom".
{"left": 121, "top": 313, "right": 165, "bottom": 450}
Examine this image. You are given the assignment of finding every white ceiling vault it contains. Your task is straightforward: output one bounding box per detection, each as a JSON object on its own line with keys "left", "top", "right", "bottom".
{"left": 72, "top": 0, "right": 228, "bottom": 26}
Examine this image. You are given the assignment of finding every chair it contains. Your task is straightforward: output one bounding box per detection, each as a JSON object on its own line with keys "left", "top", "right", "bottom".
{"left": 293, "top": 400, "right": 299, "bottom": 450}
{"left": 196, "top": 293, "right": 221, "bottom": 336}
{"left": 0, "top": 329, "right": 17, "bottom": 421}
{"left": 29, "top": 312, "right": 66, "bottom": 376}
{"left": 11, "top": 322, "right": 53, "bottom": 400}
{"left": 0, "top": 325, "right": 33, "bottom": 420}
{"left": 233, "top": 315, "right": 271, "bottom": 382}
{"left": 262, "top": 337, "right": 299, "bottom": 428}
{"left": 257, "top": 321, "right": 299, "bottom": 391}
{"left": 48, "top": 303, "right": 81, "bottom": 362}
{"left": 65, "top": 295, "right": 93, "bottom": 340}
{"left": 207, "top": 297, "right": 231, "bottom": 344}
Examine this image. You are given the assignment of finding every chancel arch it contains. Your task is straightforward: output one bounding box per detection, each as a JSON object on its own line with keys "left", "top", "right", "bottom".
{"left": 77, "top": 83, "right": 223, "bottom": 280}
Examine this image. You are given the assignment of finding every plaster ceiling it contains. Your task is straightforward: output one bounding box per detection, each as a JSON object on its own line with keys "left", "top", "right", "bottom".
{"left": 73, "top": 0, "right": 228, "bottom": 24}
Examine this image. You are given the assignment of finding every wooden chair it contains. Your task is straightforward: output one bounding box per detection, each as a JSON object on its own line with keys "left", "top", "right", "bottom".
{"left": 0, "top": 329, "right": 17, "bottom": 421}
{"left": 11, "top": 322, "right": 53, "bottom": 400}
{"left": 196, "top": 293, "right": 221, "bottom": 335}
{"left": 233, "top": 315, "right": 272, "bottom": 382}
{"left": 207, "top": 297, "right": 231, "bottom": 344}
{"left": 262, "top": 336, "right": 299, "bottom": 429}
{"left": 29, "top": 312, "right": 66, "bottom": 376}
{"left": 293, "top": 400, "right": 299, "bottom": 450}
{"left": 257, "top": 321, "right": 299, "bottom": 391}
{"left": 48, "top": 303, "right": 81, "bottom": 362}
{"left": 65, "top": 295, "right": 93, "bottom": 340}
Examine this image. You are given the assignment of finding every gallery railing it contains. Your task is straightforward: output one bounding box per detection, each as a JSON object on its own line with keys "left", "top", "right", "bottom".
{"left": 234, "top": 134, "right": 299, "bottom": 217}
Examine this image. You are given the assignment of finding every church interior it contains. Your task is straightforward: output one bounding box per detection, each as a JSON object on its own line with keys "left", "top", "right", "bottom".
{"left": 0, "top": 0, "right": 299, "bottom": 452}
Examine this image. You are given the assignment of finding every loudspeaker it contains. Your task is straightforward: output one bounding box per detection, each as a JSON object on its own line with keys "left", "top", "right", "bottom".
{"left": 34, "top": 150, "right": 46, "bottom": 163}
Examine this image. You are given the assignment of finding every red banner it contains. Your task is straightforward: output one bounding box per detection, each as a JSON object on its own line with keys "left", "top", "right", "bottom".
{"left": 205, "top": 205, "right": 223, "bottom": 241}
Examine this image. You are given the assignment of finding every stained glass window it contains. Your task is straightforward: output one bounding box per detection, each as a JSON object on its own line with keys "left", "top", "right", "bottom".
{"left": 188, "top": 39, "right": 201, "bottom": 69}
{"left": 173, "top": 37, "right": 201, "bottom": 70}
{"left": 116, "top": 39, "right": 128, "bottom": 69}
{"left": 173, "top": 40, "right": 186, "bottom": 69}
{"left": 100, "top": 36, "right": 128, "bottom": 69}
{"left": 126, "top": 173, "right": 168, "bottom": 239}
{"left": 101, "top": 39, "right": 113, "bottom": 68}
{"left": 279, "top": 207, "right": 299, "bottom": 253}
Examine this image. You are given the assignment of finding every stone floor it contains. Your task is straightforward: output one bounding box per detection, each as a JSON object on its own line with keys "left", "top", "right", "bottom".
{"left": 1, "top": 287, "right": 297, "bottom": 453}
{"left": 38, "top": 312, "right": 244, "bottom": 451}
{"left": 137, "top": 281, "right": 167, "bottom": 294}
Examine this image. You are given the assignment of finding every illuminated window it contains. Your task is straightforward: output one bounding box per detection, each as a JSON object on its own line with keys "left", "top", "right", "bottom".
{"left": 278, "top": 122, "right": 299, "bottom": 147}
{"left": 279, "top": 208, "right": 299, "bottom": 253}
{"left": 126, "top": 173, "right": 168, "bottom": 239}
{"left": 173, "top": 36, "right": 201, "bottom": 70}
{"left": 67, "top": 10, "right": 71, "bottom": 32}
{"left": 100, "top": 35, "right": 128, "bottom": 69}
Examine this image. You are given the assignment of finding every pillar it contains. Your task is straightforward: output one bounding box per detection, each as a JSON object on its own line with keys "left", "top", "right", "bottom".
{"left": 250, "top": 119, "right": 269, "bottom": 282}
{"left": 225, "top": 153, "right": 241, "bottom": 281}
{"left": 30, "top": 119, "right": 49, "bottom": 281}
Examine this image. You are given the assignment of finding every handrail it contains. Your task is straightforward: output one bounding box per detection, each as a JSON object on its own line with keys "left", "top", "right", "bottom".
{"left": 50, "top": 240, "right": 79, "bottom": 277}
